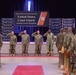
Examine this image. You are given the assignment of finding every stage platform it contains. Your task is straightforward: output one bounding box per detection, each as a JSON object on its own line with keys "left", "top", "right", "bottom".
{"left": 1, "top": 42, "right": 58, "bottom": 55}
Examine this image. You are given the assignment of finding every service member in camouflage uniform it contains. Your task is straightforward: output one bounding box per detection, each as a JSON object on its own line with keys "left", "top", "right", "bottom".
{"left": 63, "top": 27, "right": 74, "bottom": 75}
{"left": 63, "top": 27, "right": 73, "bottom": 51}
{"left": 0, "top": 34, "right": 3, "bottom": 67}
{"left": 7, "top": 31, "right": 17, "bottom": 56}
{"left": 56, "top": 28, "right": 64, "bottom": 69}
{"left": 32, "top": 30, "right": 43, "bottom": 56}
{"left": 0, "top": 34, "right": 3, "bottom": 50}
{"left": 19, "top": 30, "right": 30, "bottom": 56}
{"left": 44, "top": 29, "right": 54, "bottom": 56}
{"left": 69, "top": 33, "right": 76, "bottom": 75}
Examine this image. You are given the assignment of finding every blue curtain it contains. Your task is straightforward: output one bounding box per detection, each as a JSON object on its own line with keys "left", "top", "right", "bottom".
{"left": 10, "top": 0, "right": 49, "bottom": 42}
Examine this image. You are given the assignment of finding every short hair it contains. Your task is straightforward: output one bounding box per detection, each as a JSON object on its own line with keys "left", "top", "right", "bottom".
{"left": 60, "top": 28, "right": 63, "bottom": 31}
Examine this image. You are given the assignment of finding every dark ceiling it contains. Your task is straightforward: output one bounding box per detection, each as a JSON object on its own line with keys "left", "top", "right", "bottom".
{"left": 0, "top": 0, "right": 76, "bottom": 18}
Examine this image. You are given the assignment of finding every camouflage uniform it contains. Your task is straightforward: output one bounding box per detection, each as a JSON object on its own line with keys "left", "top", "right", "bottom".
{"left": 44, "top": 32, "right": 54, "bottom": 55}
{"left": 63, "top": 32, "right": 73, "bottom": 50}
{"left": 63, "top": 32, "right": 74, "bottom": 63}
{"left": 19, "top": 32, "right": 30, "bottom": 55}
{"left": 56, "top": 32, "right": 64, "bottom": 51}
{"left": 0, "top": 34, "right": 2, "bottom": 67}
{"left": 69, "top": 34, "right": 76, "bottom": 63}
{"left": 0, "top": 34, "right": 3, "bottom": 50}
{"left": 7, "top": 33, "right": 17, "bottom": 55}
{"left": 32, "top": 32, "right": 43, "bottom": 55}
{"left": 73, "top": 34, "right": 76, "bottom": 64}
{"left": 67, "top": 34, "right": 76, "bottom": 74}
{"left": 56, "top": 32, "right": 64, "bottom": 68}
{"left": 63, "top": 32, "right": 74, "bottom": 75}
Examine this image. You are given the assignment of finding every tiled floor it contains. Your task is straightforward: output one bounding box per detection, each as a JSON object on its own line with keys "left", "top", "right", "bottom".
{"left": 0, "top": 56, "right": 64, "bottom": 75}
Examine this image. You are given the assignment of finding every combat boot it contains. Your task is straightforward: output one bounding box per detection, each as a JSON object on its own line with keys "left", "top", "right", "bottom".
{"left": 47, "top": 51, "right": 49, "bottom": 56}
{"left": 49, "top": 53, "right": 51, "bottom": 56}
{"left": 25, "top": 52, "right": 28, "bottom": 56}
{"left": 49, "top": 51, "right": 52, "bottom": 56}
{"left": 34, "top": 50, "right": 37, "bottom": 55}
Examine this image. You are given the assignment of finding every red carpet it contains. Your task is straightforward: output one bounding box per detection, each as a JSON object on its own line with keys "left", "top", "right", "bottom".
{"left": 13, "top": 65, "right": 44, "bottom": 75}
